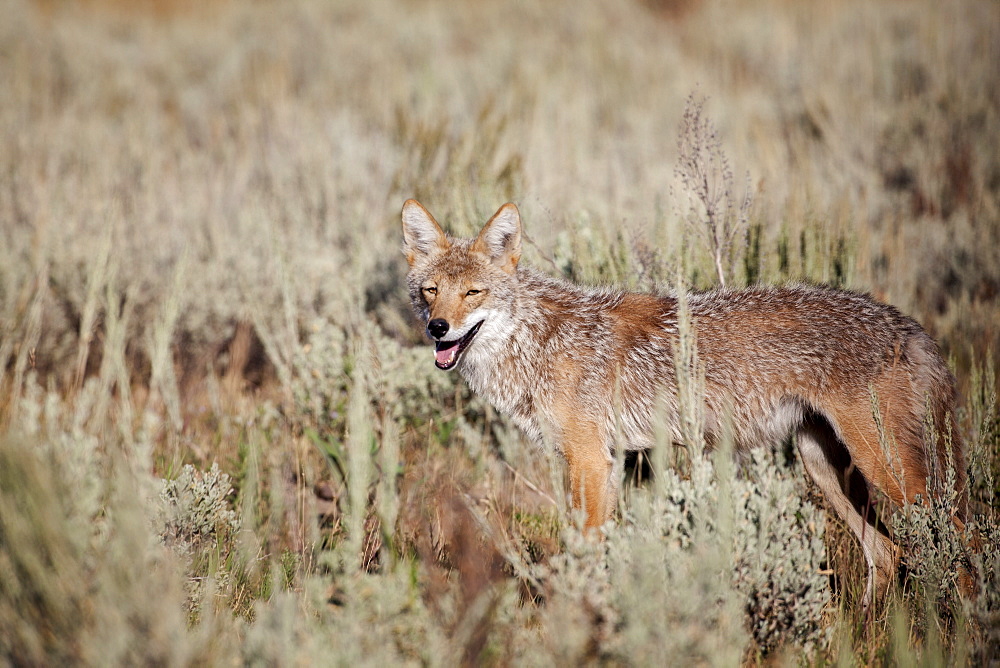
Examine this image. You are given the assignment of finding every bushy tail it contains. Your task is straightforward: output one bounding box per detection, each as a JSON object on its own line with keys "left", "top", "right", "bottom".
{"left": 907, "top": 332, "right": 967, "bottom": 518}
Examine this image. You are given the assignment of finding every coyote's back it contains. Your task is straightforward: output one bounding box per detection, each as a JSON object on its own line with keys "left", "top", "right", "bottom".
{"left": 400, "top": 199, "right": 968, "bottom": 605}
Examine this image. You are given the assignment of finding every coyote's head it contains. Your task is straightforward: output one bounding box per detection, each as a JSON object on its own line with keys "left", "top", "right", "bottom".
{"left": 401, "top": 200, "right": 521, "bottom": 371}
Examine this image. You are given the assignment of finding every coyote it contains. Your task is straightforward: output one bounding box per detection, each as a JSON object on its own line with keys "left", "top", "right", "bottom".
{"left": 401, "top": 199, "right": 968, "bottom": 604}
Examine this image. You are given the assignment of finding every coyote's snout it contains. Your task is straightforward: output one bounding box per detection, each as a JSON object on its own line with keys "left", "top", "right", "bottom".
{"left": 426, "top": 318, "right": 483, "bottom": 370}
{"left": 401, "top": 199, "right": 969, "bottom": 605}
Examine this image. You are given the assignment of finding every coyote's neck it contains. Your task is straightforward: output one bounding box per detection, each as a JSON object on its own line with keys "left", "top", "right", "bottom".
{"left": 456, "top": 269, "right": 580, "bottom": 442}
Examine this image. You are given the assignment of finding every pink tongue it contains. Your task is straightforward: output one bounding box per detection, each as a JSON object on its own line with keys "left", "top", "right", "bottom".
{"left": 435, "top": 343, "right": 458, "bottom": 365}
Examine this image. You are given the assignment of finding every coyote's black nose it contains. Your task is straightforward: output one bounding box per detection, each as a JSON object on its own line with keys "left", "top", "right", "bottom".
{"left": 427, "top": 318, "right": 449, "bottom": 339}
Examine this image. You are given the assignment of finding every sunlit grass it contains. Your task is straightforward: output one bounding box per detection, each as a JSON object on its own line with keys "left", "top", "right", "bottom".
{"left": 1, "top": 0, "right": 998, "bottom": 663}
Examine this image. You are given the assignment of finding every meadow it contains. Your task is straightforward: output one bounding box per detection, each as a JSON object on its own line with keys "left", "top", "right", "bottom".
{"left": 1, "top": 0, "right": 998, "bottom": 663}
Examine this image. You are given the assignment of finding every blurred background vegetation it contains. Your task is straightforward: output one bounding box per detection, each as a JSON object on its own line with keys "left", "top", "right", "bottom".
{"left": 1, "top": 0, "right": 998, "bottom": 663}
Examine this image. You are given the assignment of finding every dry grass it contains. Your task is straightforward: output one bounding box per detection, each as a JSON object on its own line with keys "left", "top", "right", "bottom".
{"left": 1, "top": 0, "right": 998, "bottom": 663}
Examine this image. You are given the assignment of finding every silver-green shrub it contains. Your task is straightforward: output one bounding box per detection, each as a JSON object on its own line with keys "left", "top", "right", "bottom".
{"left": 157, "top": 463, "right": 242, "bottom": 556}
{"left": 0, "top": 424, "right": 203, "bottom": 665}
{"left": 241, "top": 567, "right": 449, "bottom": 667}
{"left": 603, "top": 453, "right": 748, "bottom": 666}
{"left": 733, "top": 448, "right": 831, "bottom": 654}
{"left": 529, "top": 525, "right": 619, "bottom": 662}
{"left": 292, "top": 318, "right": 471, "bottom": 433}
{"left": 892, "top": 481, "right": 967, "bottom": 614}
{"left": 156, "top": 463, "right": 243, "bottom": 616}
{"left": 15, "top": 378, "right": 107, "bottom": 529}
{"left": 520, "top": 444, "right": 830, "bottom": 662}
{"left": 966, "top": 517, "right": 1000, "bottom": 664}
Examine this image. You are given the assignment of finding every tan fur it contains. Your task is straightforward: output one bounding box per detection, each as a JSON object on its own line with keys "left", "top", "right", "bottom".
{"left": 401, "top": 200, "right": 969, "bottom": 605}
{"left": 554, "top": 389, "right": 613, "bottom": 529}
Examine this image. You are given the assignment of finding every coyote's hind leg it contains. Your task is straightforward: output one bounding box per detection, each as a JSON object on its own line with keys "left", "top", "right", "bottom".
{"left": 795, "top": 416, "right": 900, "bottom": 607}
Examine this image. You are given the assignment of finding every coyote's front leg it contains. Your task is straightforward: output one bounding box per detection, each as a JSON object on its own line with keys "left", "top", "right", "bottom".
{"left": 556, "top": 407, "right": 614, "bottom": 530}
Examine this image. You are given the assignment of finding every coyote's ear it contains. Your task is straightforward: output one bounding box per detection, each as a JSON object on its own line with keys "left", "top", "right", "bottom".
{"left": 473, "top": 203, "right": 522, "bottom": 273}
{"left": 401, "top": 199, "right": 450, "bottom": 265}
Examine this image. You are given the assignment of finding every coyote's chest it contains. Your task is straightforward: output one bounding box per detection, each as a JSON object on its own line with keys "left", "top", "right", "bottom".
{"left": 457, "top": 316, "right": 546, "bottom": 444}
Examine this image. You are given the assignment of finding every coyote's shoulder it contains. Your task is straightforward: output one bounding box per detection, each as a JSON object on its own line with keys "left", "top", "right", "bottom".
{"left": 401, "top": 199, "right": 968, "bottom": 605}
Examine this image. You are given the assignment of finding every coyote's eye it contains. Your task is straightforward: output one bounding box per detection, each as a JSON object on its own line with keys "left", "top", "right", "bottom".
{"left": 466, "top": 289, "right": 481, "bottom": 296}
{"left": 423, "top": 287, "right": 437, "bottom": 295}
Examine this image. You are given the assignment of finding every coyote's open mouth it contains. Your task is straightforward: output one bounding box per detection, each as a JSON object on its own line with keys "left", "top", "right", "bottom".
{"left": 434, "top": 320, "right": 483, "bottom": 370}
